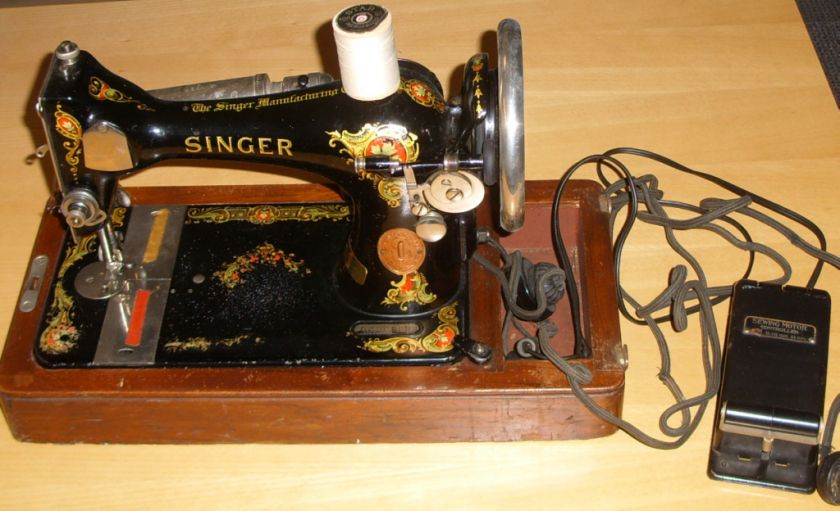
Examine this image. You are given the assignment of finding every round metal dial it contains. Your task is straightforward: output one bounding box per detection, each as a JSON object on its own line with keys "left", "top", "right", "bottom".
{"left": 377, "top": 228, "right": 426, "bottom": 275}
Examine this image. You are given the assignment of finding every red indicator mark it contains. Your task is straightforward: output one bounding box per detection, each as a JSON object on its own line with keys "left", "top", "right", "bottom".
{"left": 124, "top": 289, "right": 152, "bottom": 347}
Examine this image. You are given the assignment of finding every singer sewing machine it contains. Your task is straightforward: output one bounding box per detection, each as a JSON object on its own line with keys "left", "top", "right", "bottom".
{"left": 0, "top": 6, "right": 625, "bottom": 443}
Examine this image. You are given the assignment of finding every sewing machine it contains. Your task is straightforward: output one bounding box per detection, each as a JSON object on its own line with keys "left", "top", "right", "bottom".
{"left": 0, "top": 5, "right": 624, "bottom": 443}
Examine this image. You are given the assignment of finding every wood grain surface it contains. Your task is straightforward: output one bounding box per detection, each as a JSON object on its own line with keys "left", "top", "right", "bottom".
{"left": 0, "top": 1, "right": 838, "bottom": 510}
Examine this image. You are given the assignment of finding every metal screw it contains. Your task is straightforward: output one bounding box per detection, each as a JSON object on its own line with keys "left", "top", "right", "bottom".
{"left": 445, "top": 188, "right": 464, "bottom": 202}
{"left": 56, "top": 41, "right": 80, "bottom": 64}
{"left": 410, "top": 201, "right": 429, "bottom": 217}
{"left": 65, "top": 207, "right": 88, "bottom": 228}
{"left": 465, "top": 341, "right": 492, "bottom": 364}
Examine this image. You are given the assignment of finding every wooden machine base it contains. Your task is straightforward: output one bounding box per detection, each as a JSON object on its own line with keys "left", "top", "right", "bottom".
{"left": 0, "top": 180, "right": 624, "bottom": 443}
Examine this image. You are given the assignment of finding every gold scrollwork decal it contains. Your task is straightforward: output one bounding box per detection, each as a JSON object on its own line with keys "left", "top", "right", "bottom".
{"left": 54, "top": 102, "right": 82, "bottom": 183}
{"left": 362, "top": 303, "right": 459, "bottom": 354}
{"left": 89, "top": 76, "right": 154, "bottom": 111}
{"left": 164, "top": 334, "right": 261, "bottom": 353}
{"left": 381, "top": 271, "right": 437, "bottom": 311}
{"left": 186, "top": 204, "right": 349, "bottom": 224}
{"left": 214, "top": 242, "right": 310, "bottom": 289}
{"left": 326, "top": 123, "right": 419, "bottom": 207}
{"left": 40, "top": 207, "right": 126, "bottom": 355}
{"left": 362, "top": 174, "right": 404, "bottom": 208}
{"left": 111, "top": 207, "right": 127, "bottom": 228}
{"left": 327, "top": 123, "right": 419, "bottom": 164}
{"left": 39, "top": 234, "right": 98, "bottom": 354}
{"left": 471, "top": 56, "right": 485, "bottom": 117}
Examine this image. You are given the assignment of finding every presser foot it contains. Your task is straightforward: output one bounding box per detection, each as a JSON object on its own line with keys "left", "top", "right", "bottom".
{"left": 74, "top": 260, "right": 127, "bottom": 300}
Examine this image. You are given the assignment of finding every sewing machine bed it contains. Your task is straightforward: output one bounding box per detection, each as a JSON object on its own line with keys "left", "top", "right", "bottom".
{"left": 35, "top": 198, "right": 463, "bottom": 368}
{"left": 0, "top": 180, "right": 625, "bottom": 443}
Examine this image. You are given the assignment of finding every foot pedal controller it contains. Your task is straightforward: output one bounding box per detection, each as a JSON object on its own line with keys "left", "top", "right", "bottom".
{"left": 708, "top": 280, "right": 831, "bottom": 493}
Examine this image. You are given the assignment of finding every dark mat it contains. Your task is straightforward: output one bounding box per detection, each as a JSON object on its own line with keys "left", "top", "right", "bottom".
{"left": 797, "top": 0, "right": 840, "bottom": 108}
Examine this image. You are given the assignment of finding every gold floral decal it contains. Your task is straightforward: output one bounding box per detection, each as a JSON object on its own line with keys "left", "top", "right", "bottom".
{"left": 89, "top": 76, "right": 154, "bottom": 111}
{"left": 39, "top": 234, "right": 98, "bottom": 354}
{"left": 39, "top": 206, "right": 126, "bottom": 355}
{"left": 399, "top": 79, "right": 445, "bottom": 112}
{"left": 381, "top": 271, "right": 437, "bottom": 311}
{"left": 471, "top": 56, "right": 485, "bottom": 117}
{"left": 54, "top": 102, "right": 82, "bottom": 183}
{"left": 214, "top": 242, "right": 309, "bottom": 289}
{"left": 363, "top": 176, "right": 404, "bottom": 208}
{"left": 326, "top": 123, "right": 419, "bottom": 207}
{"left": 164, "top": 334, "right": 260, "bottom": 352}
{"left": 111, "top": 207, "right": 127, "bottom": 228}
{"left": 186, "top": 204, "right": 349, "bottom": 225}
{"left": 362, "top": 303, "right": 458, "bottom": 354}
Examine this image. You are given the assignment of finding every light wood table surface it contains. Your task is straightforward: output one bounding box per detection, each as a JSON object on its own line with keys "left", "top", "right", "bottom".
{"left": 1, "top": 1, "right": 839, "bottom": 509}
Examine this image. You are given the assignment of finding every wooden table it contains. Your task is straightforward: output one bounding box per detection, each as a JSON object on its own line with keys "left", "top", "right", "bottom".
{"left": 0, "top": 1, "right": 838, "bottom": 509}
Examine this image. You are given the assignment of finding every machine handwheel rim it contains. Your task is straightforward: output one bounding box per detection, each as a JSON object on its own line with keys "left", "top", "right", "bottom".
{"left": 497, "top": 18, "right": 525, "bottom": 232}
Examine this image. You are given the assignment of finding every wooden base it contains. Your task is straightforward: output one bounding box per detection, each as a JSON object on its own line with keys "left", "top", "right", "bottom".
{"left": 0, "top": 180, "right": 624, "bottom": 443}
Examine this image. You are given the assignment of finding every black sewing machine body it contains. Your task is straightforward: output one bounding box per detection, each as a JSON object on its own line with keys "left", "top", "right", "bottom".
{"left": 31, "top": 17, "right": 520, "bottom": 368}
{"left": 0, "top": 10, "right": 629, "bottom": 444}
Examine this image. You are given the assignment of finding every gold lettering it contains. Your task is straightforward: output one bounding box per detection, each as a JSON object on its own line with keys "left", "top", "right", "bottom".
{"left": 214, "top": 101, "right": 254, "bottom": 113}
{"left": 216, "top": 136, "right": 233, "bottom": 153}
{"left": 258, "top": 137, "right": 272, "bottom": 155}
{"left": 237, "top": 137, "right": 254, "bottom": 153}
{"left": 184, "top": 136, "right": 202, "bottom": 153}
{"left": 191, "top": 89, "right": 341, "bottom": 114}
{"left": 276, "top": 138, "right": 293, "bottom": 156}
{"left": 184, "top": 134, "right": 293, "bottom": 156}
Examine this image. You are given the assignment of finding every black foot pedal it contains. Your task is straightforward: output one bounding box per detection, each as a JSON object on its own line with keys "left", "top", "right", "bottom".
{"left": 709, "top": 280, "right": 831, "bottom": 493}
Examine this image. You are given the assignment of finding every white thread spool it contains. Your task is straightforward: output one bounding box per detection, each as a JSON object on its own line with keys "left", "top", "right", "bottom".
{"left": 333, "top": 5, "right": 400, "bottom": 101}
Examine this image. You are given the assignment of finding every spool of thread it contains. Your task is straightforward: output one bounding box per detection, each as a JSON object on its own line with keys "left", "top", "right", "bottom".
{"left": 333, "top": 4, "right": 400, "bottom": 101}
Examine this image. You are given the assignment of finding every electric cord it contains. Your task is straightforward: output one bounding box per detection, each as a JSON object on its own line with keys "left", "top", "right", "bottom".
{"left": 622, "top": 197, "right": 758, "bottom": 323}
{"left": 819, "top": 393, "right": 840, "bottom": 505}
{"left": 473, "top": 236, "right": 567, "bottom": 354}
{"left": 476, "top": 147, "right": 840, "bottom": 458}
{"left": 599, "top": 147, "right": 830, "bottom": 289}
{"left": 581, "top": 149, "right": 840, "bottom": 447}
{"left": 601, "top": 174, "right": 755, "bottom": 323}
{"left": 822, "top": 393, "right": 840, "bottom": 463}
